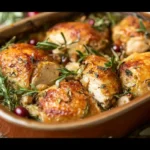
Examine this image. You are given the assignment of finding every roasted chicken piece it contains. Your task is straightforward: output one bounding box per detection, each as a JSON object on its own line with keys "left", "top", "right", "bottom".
{"left": 80, "top": 55, "right": 120, "bottom": 109}
{"left": 29, "top": 80, "right": 100, "bottom": 123}
{"left": 119, "top": 52, "right": 150, "bottom": 97}
{"left": 0, "top": 43, "right": 59, "bottom": 90}
{"left": 46, "top": 22, "right": 109, "bottom": 62}
{"left": 112, "top": 16, "right": 150, "bottom": 55}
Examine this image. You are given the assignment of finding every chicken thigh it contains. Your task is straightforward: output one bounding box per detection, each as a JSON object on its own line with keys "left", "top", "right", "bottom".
{"left": 112, "top": 16, "right": 150, "bottom": 55}
{"left": 46, "top": 22, "right": 109, "bottom": 62}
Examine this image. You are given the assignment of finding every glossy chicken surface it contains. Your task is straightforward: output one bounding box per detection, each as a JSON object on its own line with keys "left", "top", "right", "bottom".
{"left": 36, "top": 80, "right": 100, "bottom": 123}
{"left": 46, "top": 22, "right": 109, "bottom": 62}
{"left": 0, "top": 43, "right": 59, "bottom": 89}
{"left": 112, "top": 16, "right": 150, "bottom": 55}
{"left": 119, "top": 52, "right": 150, "bottom": 97}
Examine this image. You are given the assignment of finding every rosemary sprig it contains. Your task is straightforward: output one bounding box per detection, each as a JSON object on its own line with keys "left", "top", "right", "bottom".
{"left": 106, "top": 12, "right": 116, "bottom": 26}
{"left": 58, "top": 68, "right": 77, "bottom": 75}
{"left": 55, "top": 68, "right": 78, "bottom": 86}
{"left": 36, "top": 39, "right": 59, "bottom": 50}
{"left": 88, "top": 13, "right": 122, "bottom": 31}
{"left": 83, "top": 45, "right": 99, "bottom": 55}
{"left": 104, "top": 56, "right": 115, "bottom": 69}
{"left": 60, "top": 32, "right": 67, "bottom": 46}
{"left": 136, "top": 19, "right": 150, "bottom": 38}
{"left": 0, "top": 72, "right": 12, "bottom": 110}
{"left": 36, "top": 32, "right": 80, "bottom": 51}
{"left": 104, "top": 55, "right": 119, "bottom": 72}
{"left": 76, "top": 50, "right": 88, "bottom": 62}
{"left": 0, "top": 36, "right": 16, "bottom": 51}
{"left": 0, "top": 70, "right": 38, "bottom": 111}
{"left": 77, "top": 45, "right": 104, "bottom": 62}
{"left": 0, "top": 70, "right": 19, "bottom": 111}
{"left": 15, "top": 87, "right": 38, "bottom": 96}
{"left": 103, "top": 48, "right": 120, "bottom": 71}
{"left": 137, "top": 19, "right": 147, "bottom": 33}
{"left": 93, "top": 16, "right": 110, "bottom": 31}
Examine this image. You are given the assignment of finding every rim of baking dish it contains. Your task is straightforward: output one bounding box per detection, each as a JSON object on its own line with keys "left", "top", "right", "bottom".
{"left": 0, "top": 91, "right": 150, "bottom": 131}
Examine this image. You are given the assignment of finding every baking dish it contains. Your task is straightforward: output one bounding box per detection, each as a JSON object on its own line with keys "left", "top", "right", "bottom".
{"left": 0, "top": 12, "right": 150, "bottom": 138}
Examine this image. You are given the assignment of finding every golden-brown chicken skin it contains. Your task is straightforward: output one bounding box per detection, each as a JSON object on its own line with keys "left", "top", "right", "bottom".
{"left": 80, "top": 55, "right": 120, "bottom": 109}
{"left": 0, "top": 43, "right": 59, "bottom": 89}
{"left": 112, "top": 16, "right": 150, "bottom": 55}
{"left": 46, "top": 22, "right": 109, "bottom": 62}
{"left": 119, "top": 52, "right": 150, "bottom": 97}
{"left": 37, "top": 80, "right": 100, "bottom": 123}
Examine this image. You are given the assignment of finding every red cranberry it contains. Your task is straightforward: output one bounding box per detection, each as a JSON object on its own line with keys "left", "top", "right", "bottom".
{"left": 27, "top": 12, "right": 39, "bottom": 17}
{"left": 14, "top": 106, "right": 29, "bottom": 117}
{"left": 112, "top": 45, "right": 121, "bottom": 52}
{"left": 28, "top": 39, "right": 37, "bottom": 45}
{"left": 87, "top": 19, "right": 95, "bottom": 26}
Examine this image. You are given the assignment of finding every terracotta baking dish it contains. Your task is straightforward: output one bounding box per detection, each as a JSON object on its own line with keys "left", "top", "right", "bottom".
{"left": 0, "top": 12, "right": 150, "bottom": 138}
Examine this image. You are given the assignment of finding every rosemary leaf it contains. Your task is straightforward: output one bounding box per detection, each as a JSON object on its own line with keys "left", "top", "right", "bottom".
{"left": 104, "top": 56, "right": 118, "bottom": 71}
{"left": 107, "top": 12, "right": 116, "bottom": 26}
{"left": 76, "top": 50, "right": 87, "bottom": 62}
{"left": 15, "top": 87, "right": 38, "bottom": 96}
{"left": 137, "top": 19, "right": 147, "bottom": 33}
{"left": 55, "top": 68, "right": 78, "bottom": 86}
{"left": 93, "top": 17, "right": 110, "bottom": 31}
{"left": 61, "top": 32, "right": 67, "bottom": 45}
{"left": 36, "top": 40, "right": 59, "bottom": 50}
{"left": 0, "top": 69, "right": 39, "bottom": 111}
{"left": 0, "top": 70, "right": 18, "bottom": 111}
{"left": 77, "top": 45, "right": 104, "bottom": 62}
{"left": 0, "top": 36, "right": 16, "bottom": 51}
{"left": 55, "top": 75, "right": 66, "bottom": 87}
{"left": 104, "top": 57, "right": 115, "bottom": 68}
{"left": 136, "top": 19, "right": 150, "bottom": 39}
{"left": 57, "top": 68, "right": 77, "bottom": 76}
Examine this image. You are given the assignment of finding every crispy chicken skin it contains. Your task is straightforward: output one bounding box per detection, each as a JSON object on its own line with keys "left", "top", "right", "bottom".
{"left": 112, "top": 16, "right": 150, "bottom": 55}
{"left": 46, "top": 22, "right": 109, "bottom": 62}
{"left": 80, "top": 55, "right": 120, "bottom": 109}
{"left": 119, "top": 52, "right": 150, "bottom": 97}
{"left": 0, "top": 43, "right": 59, "bottom": 89}
{"left": 37, "top": 80, "right": 100, "bottom": 123}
